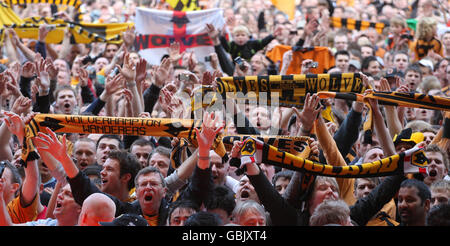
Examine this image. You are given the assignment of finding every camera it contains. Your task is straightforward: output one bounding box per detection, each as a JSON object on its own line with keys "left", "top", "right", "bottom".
{"left": 204, "top": 56, "right": 211, "bottom": 62}
{"left": 109, "top": 67, "right": 119, "bottom": 77}
{"left": 177, "top": 73, "right": 189, "bottom": 81}
{"left": 234, "top": 56, "right": 246, "bottom": 70}
{"left": 82, "top": 56, "right": 93, "bottom": 65}
{"left": 308, "top": 61, "right": 318, "bottom": 68}
{"left": 400, "top": 29, "right": 414, "bottom": 40}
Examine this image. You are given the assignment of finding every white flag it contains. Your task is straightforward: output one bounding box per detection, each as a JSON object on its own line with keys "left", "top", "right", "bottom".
{"left": 134, "top": 7, "right": 225, "bottom": 67}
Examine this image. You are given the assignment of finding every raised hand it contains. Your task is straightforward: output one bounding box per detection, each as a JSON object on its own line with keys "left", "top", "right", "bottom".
{"left": 122, "top": 25, "right": 136, "bottom": 49}
{"left": 394, "top": 76, "right": 409, "bottom": 93}
{"left": 99, "top": 73, "right": 125, "bottom": 102}
{"left": 195, "top": 111, "right": 224, "bottom": 157}
{"left": 45, "top": 57, "right": 58, "bottom": 79}
{"left": 209, "top": 53, "right": 219, "bottom": 70}
{"left": 8, "top": 61, "right": 20, "bottom": 83}
{"left": 11, "top": 96, "right": 32, "bottom": 115}
{"left": 122, "top": 88, "right": 134, "bottom": 117}
{"left": 300, "top": 59, "right": 314, "bottom": 75}
{"left": 33, "top": 127, "right": 68, "bottom": 163}
{"left": 5, "top": 70, "right": 22, "bottom": 98}
{"left": 359, "top": 72, "right": 374, "bottom": 90}
{"left": 309, "top": 138, "right": 319, "bottom": 159}
{"left": 230, "top": 140, "right": 244, "bottom": 158}
{"left": 154, "top": 57, "right": 171, "bottom": 88}
{"left": 206, "top": 24, "right": 220, "bottom": 45}
{"left": 21, "top": 62, "right": 36, "bottom": 78}
{"left": 35, "top": 54, "right": 50, "bottom": 94}
{"left": 117, "top": 51, "right": 136, "bottom": 82}
{"left": 159, "top": 86, "right": 184, "bottom": 118}
{"left": 38, "top": 24, "right": 52, "bottom": 43}
{"left": 135, "top": 58, "right": 148, "bottom": 92}
{"left": 167, "top": 41, "right": 185, "bottom": 64}
{"left": 186, "top": 52, "right": 197, "bottom": 72}
{"left": 76, "top": 67, "right": 89, "bottom": 87}
{"left": 3, "top": 111, "right": 26, "bottom": 144}
{"left": 292, "top": 93, "right": 322, "bottom": 135}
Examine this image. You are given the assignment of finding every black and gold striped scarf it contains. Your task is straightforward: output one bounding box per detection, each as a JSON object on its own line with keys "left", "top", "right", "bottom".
{"left": 1, "top": 17, "right": 133, "bottom": 44}
{"left": 201, "top": 73, "right": 367, "bottom": 108}
{"left": 240, "top": 137, "right": 429, "bottom": 178}
{"left": 330, "top": 17, "right": 387, "bottom": 34}
{"left": 4, "top": 0, "right": 82, "bottom": 10}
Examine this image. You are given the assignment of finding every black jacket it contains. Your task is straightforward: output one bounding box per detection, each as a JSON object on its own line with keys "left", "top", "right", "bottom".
{"left": 248, "top": 168, "right": 406, "bottom": 226}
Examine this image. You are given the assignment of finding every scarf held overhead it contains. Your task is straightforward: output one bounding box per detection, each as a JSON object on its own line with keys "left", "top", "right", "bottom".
{"left": 4, "top": 0, "right": 82, "bottom": 10}
{"left": 240, "top": 138, "right": 429, "bottom": 178}
{"left": 1, "top": 17, "right": 133, "bottom": 44}
{"left": 330, "top": 17, "right": 387, "bottom": 34}
{"left": 317, "top": 91, "right": 450, "bottom": 111}
{"left": 212, "top": 73, "right": 366, "bottom": 107}
{"left": 23, "top": 114, "right": 311, "bottom": 166}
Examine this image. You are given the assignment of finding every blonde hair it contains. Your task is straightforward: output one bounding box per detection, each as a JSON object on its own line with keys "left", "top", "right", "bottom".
{"left": 430, "top": 180, "right": 450, "bottom": 194}
{"left": 309, "top": 199, "right": 350, "bottom": 226}
{"left": 419, "top": 75, "right": 441, "bottom": 94}
{"left": 405, "top": 120, "right": 433, "bottom": 132}
{"left": 390, "top": 15, "right": 407, "bottom": 29}
{"left": 416, "top": 17, "right": 437, "bottom": 40}
{"left": 232, "top": 25, "right": 250, "bottom": 36}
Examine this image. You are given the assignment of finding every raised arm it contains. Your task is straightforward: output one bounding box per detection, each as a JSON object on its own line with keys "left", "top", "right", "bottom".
{"left": 143, "top": 57, "right": 171, "bottom": 113}
{"left": 3, "top": 29, "right": 20, "bottom": 63}
{"left": 118, "top": 51, "right": 144, "bottom": 116}
{"left": 34, "top": 127, "right": 100, "bottom": 206}
{"left": 33, "top": 128, "right": 79, "bottom": 179}
{"left": 57, "top": 28, "right": 70, "bottom": 60}
{"left": 380, "top": 77, "right": 405, "bottom": 137}
{"left": 179, "top": 111, "right": 223, "bottom": 206}
{"left": 2, "top": 112, "right": 39, "bottom": 206}
{"left": 366, "top": 96, "right": 396, "bottom": 156}
{"left": 10, "top": 28, "right": 38, "bottom": 62}
{"left": 83, "top": 73, "right": 124, "bottom": 116}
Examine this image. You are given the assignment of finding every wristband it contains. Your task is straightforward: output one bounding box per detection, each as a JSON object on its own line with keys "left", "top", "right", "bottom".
{"left": 198, "top": 155, "right": 210, "bottom": 161}
{"left": 39, "top": 88, "right": 50, "bottom": 95}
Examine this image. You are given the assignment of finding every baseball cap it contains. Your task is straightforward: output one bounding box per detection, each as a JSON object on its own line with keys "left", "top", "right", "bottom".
{"left": 385, "top": 68, "right": 404, "bottom": 79}
{"left": 99, "top": 214, "right": 149, "bottom": 226}
{"left": 376, "top": 56, "right": 385, "bottom": 67}
{"left": 418, "top": 59, "right": 434, "bottom": 71}
{"left": 392, "top": 128, "right": 424, "bottom": 146}
{"left": 349, "top": 60, "right": 361, "bottom": 70}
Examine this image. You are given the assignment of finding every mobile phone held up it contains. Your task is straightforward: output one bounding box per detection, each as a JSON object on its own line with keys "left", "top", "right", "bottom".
{"left": 234, "top": 56, "right": 246, "bottom": 70}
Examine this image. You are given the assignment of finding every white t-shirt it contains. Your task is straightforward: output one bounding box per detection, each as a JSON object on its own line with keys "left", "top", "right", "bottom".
{"left": 24, "top": 218, "right": 59, "bottom": 226}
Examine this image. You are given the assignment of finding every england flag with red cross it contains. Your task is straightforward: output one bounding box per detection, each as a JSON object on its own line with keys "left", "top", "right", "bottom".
{"left": 134, "top": 7, "right": 225, "bottom": 67}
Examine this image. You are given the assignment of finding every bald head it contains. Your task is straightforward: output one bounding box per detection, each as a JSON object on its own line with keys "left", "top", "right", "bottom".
{"left": 79, "top": 193, "right": 116, "bottom": 226}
